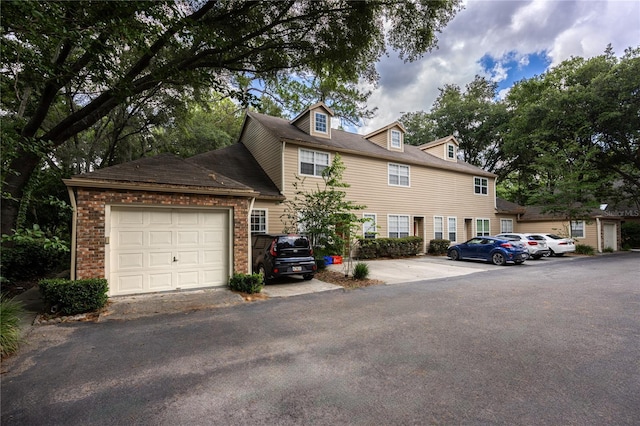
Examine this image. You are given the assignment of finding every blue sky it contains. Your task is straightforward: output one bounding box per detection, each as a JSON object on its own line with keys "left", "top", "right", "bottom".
{"left": 358, "top": 0, "right": 640, "bottom": 134}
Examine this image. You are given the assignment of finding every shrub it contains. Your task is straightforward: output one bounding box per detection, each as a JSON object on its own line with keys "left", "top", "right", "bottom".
{"left": 621, "top": 222, "right": 640, "bottom": 248}
{"left": 228, "top": 273, "right": 264, "bottom": 294}
{"left": 357, "top": 237, "right": 422, "bottom": 259}
{"left": 575, "top": 244, "right": 595, "bottom": 255}
{"left": 1, "top": 294, "right": 25, "bottom": 357}
{"left": 603, "top": 246, "right": 614, "bottom": 253}
{"left": 427, "top": 239, "right": 451, "bottom": 255}
{"left": 352, "top": 262, "right": 369, "bottom": 280}
{"left": 39, "top": 278, "right": 108, "bottom": 315}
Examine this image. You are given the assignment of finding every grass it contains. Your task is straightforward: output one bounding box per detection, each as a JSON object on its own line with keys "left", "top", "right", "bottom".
{"left": 1, "top": 293, "right": 25, "bottom": 358}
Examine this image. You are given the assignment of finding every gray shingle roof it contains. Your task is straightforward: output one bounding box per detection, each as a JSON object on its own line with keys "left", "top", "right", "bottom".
{"left": 67, "top": 153, "right": 253, "bottom": 193}
{"left": 247, "top": 111, "right": 495, "bottom": 178}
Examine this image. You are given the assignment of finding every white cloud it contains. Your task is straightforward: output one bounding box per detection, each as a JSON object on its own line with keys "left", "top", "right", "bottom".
{"left": 358, "top": 0, "right": 640, "bottom": 134}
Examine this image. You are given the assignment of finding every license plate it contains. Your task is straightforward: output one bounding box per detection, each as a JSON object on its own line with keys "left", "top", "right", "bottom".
{"left": 292, "top": 266, "right": 302, "bottom": 272}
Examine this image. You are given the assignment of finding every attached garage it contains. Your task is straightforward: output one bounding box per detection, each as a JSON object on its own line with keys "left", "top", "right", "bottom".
{"left": 64, "top": 153, "right": 260, "bottom": 297}
{"left": 108, "top": 207, "right": 230, "bottom": 296}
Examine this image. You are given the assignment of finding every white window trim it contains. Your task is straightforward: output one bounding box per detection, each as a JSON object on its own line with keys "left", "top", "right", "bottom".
{"left": 314, "top": 111, "right": 328, "bottom": 134}
{"left": 476, "top": 218, "right": 491, "bottom": 236}
{"left": 390, "top": 130, "right": 402, "bottom": 149}
{"left": 571, "top": 220, "right": 586, "bottom": 239}
{"left": 388, "top": 214, "right": 410, "bottom": 239}
{"left": 433, "top": 216, "right": 444, "bottom": 240}
{"left": 363, "top": 213, "right": 377, "bottom": 239}
{"left": 500, "top": 218, "right": 514, "bottom": 233}
{"left": 447, "top": 143, "right": 456, "bottom": 160}
{"left": 388, "top": 163, "right": 410, "bottom": 187}
{"left": 448, "top": 216, "right": 457, "bottom": 242}
{"left": 251, "top": 209, "right": 268, "bottom": 234}
{"left": 474, "top": 176, "right": 489, "bottom": 196}
{"left": 299, "top": 148, "right": 330, "bottom": 178}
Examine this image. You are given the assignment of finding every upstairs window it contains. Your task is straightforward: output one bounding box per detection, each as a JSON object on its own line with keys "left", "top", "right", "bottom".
{"left": 390, "top": 130, "right": 401, "bottom": 148}
{"left": 474, "top": 177, "right": 488, "bottom": 195}
{"left": 447, "top": 143, "right": 456, "bottom": 159}
{"left": 389, "top": 163, "right": 410, "bottom": 187}
{"left": 314, "top": 112, "right": 328, "bottom": 133}
{"left": 300, "top": 149, "right": 329, "bottom": 177}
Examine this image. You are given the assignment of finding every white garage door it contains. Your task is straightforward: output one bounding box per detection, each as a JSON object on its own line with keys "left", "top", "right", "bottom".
{"left": 109, "top": 207, "right": 230, "bottom": 296}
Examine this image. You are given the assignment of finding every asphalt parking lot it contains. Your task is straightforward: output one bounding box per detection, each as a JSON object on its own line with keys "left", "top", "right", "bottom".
{"left": 2, "top": 252, "right": 638, "bottom": 425}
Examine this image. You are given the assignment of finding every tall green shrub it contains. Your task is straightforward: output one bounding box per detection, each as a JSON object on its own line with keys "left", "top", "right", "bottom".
{"left": 228, "top": 273, "right": 264, "bottom": 294}
{"left": 621, "top": 222, "right": 640, "bottom": 249}
{"left": 357, "top": 237, "right": 422, "bottom": 259}
{"left": 428, "top": 239, "right": 451, "bottom": 255}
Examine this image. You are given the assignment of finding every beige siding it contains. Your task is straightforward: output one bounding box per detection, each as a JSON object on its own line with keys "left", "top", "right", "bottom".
{"left": 240, "top": 117, "right": 283, "bottom": 190}
{"left": 516, "top": 219, "right": 599, "bottom": 250}
{"left": 276, "top": 144, "right": 496, "bottom": 245}
{"left": 309, "top": 106, "right": 332, "bottom": 139}
{"left": 293, "top": 113, "right": 311, "bottom": 134}
{"left": 367, "top": 132, "right": 387, "bottom": 149}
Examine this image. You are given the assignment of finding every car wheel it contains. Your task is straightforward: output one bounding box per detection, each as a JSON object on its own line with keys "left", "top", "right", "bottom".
{"left": 532, "top": 255, "right": 542, "bottom": 260}
{"left": 258, "top": 264, "right": 271, "bottom": 283}
{"left": 449, "top": 250, "right": 460, "bottom": 261}
{"left": 303, "top": 274, "right": 314, "bottom": 281}
{"left": 555, "top": 252, "right": 564, "bottom": 257}
{"left": 492, "top": 252, "right": 506, "bottom": 266}
{"left": 548, "top": 249, "right": 555, "bottom": 257}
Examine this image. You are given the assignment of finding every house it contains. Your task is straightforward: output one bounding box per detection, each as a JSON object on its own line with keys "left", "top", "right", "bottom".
{"left": 65, "top": 102, "right": 502, "bottom": 296}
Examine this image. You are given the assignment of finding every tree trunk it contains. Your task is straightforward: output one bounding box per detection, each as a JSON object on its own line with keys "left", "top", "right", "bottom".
{"left": 1, "top": 148, "right": 42, "bottom": 237}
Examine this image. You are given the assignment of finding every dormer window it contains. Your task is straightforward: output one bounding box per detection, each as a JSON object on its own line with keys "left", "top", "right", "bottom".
{"left": 314, "top": 112, "right": 328, "bottom": 134}
{"left": 447, "top": 143, "right": 456, "bottom": 160}
{"left": 391, "top": 130, "right": 401, "bottom": 149}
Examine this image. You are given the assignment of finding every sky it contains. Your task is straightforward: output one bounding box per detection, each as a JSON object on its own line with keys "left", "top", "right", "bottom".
{"left": 357, "top": 0, "right": 640, "bottom": 134}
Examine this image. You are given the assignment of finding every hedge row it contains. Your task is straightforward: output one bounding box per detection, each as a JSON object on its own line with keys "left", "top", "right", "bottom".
{"left": 427, "top": 239, "right": 451, "bottom": 255}
{"left": 356, "top": 236, "right": 423, "bottom": 259}
{"left": 39, "top": 278, "right": 108, "bottom": 315}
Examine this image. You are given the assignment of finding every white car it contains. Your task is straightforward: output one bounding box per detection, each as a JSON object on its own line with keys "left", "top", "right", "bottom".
{"left": 527, "top": 233, "right": 576, "bottom": 256}
{"left": 495, "top": 233, "right": 551, "bottom": 260}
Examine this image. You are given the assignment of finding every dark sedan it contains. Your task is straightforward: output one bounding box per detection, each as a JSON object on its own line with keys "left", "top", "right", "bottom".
{"left": 447, "top": 236, "right": 529, "bottom": 266}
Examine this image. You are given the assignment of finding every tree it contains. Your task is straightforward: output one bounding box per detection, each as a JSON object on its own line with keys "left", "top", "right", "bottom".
{"left": 399, "top": 111, "right": 437, "bottom": 145}
{"left": 281, "top": 154, "right": 366, "bottom": 260}
{"left": 1, "top": 0, "right": 462, "bottom": 236}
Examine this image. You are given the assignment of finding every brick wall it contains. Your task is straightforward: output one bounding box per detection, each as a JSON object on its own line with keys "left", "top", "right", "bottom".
{"left": 74, "top": 188, "right": 251, "bottom": 280}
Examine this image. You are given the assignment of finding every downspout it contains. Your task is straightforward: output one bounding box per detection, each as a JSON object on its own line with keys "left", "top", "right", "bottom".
{"left": 66, "top": 187, "right": 77, "bottom": 280}
{"left": 596, "top": 217, "right": 602, "bottom": 253}
{"left": 248, "top": 197, "right": 256, "bottom": 273}
{"left": 281, "top": 141, "right": 286, "bottom": 194}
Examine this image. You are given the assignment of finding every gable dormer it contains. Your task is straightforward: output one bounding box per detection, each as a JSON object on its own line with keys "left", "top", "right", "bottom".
{"left": 290, "top": 102, "right": 335, "bottom": 139}
{"left": 365, "top": 122, "right": 406, "bottom": 152}
{"left": 418, "top": 135, "right": 459, "bottom": 161}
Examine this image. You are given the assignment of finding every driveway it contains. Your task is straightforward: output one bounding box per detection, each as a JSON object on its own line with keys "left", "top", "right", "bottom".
{"left": 2, "top": 253, "right": 638, "bottom": 425}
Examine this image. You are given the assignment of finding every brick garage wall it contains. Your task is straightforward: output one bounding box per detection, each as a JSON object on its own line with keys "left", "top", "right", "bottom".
{"left": 74, "top": 188, "right": 250, "bottom": 280}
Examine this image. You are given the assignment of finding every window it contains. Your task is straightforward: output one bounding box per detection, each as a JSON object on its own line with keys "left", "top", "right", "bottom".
{"left": 571, "top": 220, "right": 585, "bottom": 238}
{"left": 474, "top": 177, "right": 488, "bottom": 195}
{"left": 447, "top": 144, "right": 455, "bottom": 159}
{"left": 388, "top": 215, "right": 410, "bottom": 238}
{"left": 433, "top": 216, "right": 443, "bottom": 239}
{"left": 300, "top": 148, "right": 329, "bottom": 177}
{"left": 500, "top": 219, "right": 513, "bottom": 233}
{"left": 388, "top": 163, "right": 410, "bottom": 187}
{"left": 251, "top": 209, "right": 267, "bottom": 234}
{"left": 448, "top": 217, "right": 457, "bottom": 241}
{"left": 363, "top": 213, "right": 377, "bottom": 239}
{"left": 476, "top": 218, "right": 490, "bottom": 236}
{"left": 314, "top": 112, "right": 327, "bottom": 133}
{"left": 391, "top": 130, "right": 401, "bottom": 148}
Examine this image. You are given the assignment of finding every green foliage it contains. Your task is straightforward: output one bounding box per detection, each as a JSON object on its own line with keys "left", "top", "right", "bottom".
{"left": 1, "top": 226, "right": 70, "bottom": 281}
{"left": 282, "top": 154, "right": 366, "bottom": 256}
{"left": 0, "top": 294, "right": 25, "bottom": 357}
{"left": 39, "top": 279, "right": 108, "bottom": 315}
{"left": 352, "top": 262, "right": 370, "bottom": 280}
{"left": 357, "top": 237, "right": 423, "bottom": 259}
{"left": 228, "top": 273, "right": 264, "bottom": 294}
{"left": 427, "top": 239, "right": 451, "bottom": 255}
{"left": 621, "top": 222, "right": 640, "bottom": 249}
{"left": 603, "top": 247, "right": 614, "bottom": 253}
{"left": 575, "top": 244, "right": 596, "bottom": 255}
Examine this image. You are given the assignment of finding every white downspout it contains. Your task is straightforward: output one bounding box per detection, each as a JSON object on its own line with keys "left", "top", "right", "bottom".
{"left": 66, "top": 187, "right": 77, "bottom": 280}
{"left": 248, "top": 197, "right": 256, "bottom": 273}
{"left": 596, "top": 217, "right": 602, "bottom": 253}
{"left": 281, "top": 141, "right": 286, "bottom": 194}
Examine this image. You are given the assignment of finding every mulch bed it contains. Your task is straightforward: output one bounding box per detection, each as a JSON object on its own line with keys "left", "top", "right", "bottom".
{"left": 315, "top": 269, "right": 384, "bottom": 289}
